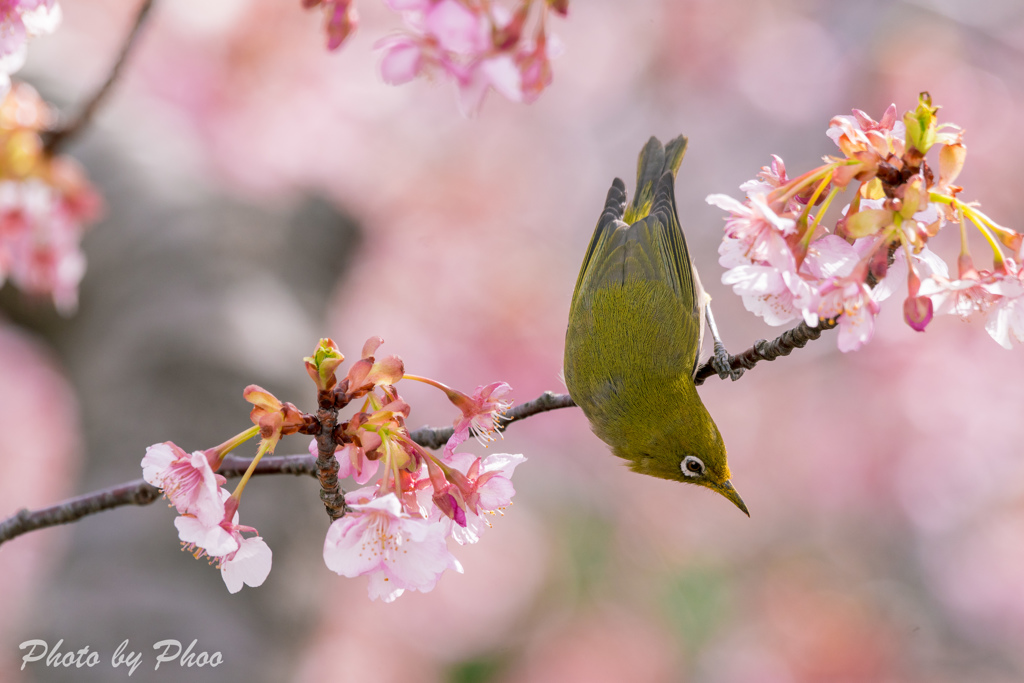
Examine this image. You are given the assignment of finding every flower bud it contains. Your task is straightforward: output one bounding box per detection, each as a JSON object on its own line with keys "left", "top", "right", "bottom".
{"left": 903, "top": 92, "right": 939, "bottom": 156}
{"left": 304, "top": 338, "right": 345, "bottom": 392}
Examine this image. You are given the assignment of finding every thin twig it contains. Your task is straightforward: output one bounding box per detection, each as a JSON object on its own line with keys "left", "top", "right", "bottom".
{"left": 0, "top": 319, "right": 831, "bottom": 548}
{"left": 407, "top": 390, "right": 577, "bottom": 450}
{"left": 42, "top": 0, "right": 156, "bottom": 155}
{"left": 0, "top": 453, "right": 317, "bottom": 548}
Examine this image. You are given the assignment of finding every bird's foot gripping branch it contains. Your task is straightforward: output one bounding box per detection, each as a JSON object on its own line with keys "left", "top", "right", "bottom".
{"left": 141, "top": 337, "right": 523, "bottom": 601}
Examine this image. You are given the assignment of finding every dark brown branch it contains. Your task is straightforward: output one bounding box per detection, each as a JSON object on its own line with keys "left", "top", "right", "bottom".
{"left": 314, "top": 394, "right": 348, "bottom": 522}
{"left": 0, "top": 320, "right": 831, "bottom": 549}
{"left": 693, "top": 319, "right": 838, "bottom": 386}
{"left": 42, "top": 0, "right": 156, "bottom": 155}
{"left": 0, "top": 453, "right": 318, "bottom": 548}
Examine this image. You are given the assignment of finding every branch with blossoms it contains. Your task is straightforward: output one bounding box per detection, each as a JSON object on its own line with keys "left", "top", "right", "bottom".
{"left": 1, "top": 337, "right": 531, "bottom": 602}
{"left": 0, "top": 390, "right": 579, "bottom": 550}
{"left": 0, "top": 313, "right": 846, "bottom": 575}
{"left": 707, "top": 93, "right": 1024, "bottom": 352}
{"left": 7, "top": 88, "right": 1023, "bottom": 604}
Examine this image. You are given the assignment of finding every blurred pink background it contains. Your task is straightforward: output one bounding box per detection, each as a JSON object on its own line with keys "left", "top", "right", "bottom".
{"left": 3, "top": 0, "right": 1024, "bottom": 681}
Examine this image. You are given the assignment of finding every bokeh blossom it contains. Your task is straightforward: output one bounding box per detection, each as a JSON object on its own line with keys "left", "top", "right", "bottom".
{"left": 303, "top": 0, "right": 567, "bottom": 115}
{"left": 0, "top": 0, "right": 61, "bottom": 96}
{"left": 0, "top": 82, "right": 101, "bottom": 313}
{"left": 708, "top": 93, "right": 1023, "bottom": 351}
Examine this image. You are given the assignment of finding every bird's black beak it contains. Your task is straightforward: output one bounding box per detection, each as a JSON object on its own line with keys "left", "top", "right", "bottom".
{"left": 716, "top": 480, "right": 749, "bottom": 517}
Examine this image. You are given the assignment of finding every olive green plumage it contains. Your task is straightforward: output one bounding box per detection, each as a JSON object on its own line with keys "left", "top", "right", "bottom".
{"left": 564, "top": 135, "right": 747, "bottom": 515}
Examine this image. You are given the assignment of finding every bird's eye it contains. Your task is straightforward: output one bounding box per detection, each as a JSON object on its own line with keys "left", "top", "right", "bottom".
{"left": 681, "top": 455, "right": 705, "bottom": 478}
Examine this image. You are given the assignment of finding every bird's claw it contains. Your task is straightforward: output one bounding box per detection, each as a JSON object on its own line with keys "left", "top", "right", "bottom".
{"left": 712, "top": 342, "right": 744, "bottom": 381}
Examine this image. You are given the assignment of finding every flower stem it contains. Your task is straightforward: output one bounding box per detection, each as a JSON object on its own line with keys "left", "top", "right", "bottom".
{"left": 209, "top": 425, "right": 260, "bottom": 468}
{"left": 231, "top": 438, "right": 274, "bottom": 501}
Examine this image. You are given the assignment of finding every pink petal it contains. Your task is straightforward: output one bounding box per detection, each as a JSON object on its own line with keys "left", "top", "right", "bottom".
{"left": 141, "top": 442, "right": 179, "bottom": 486}
{"left": 221, "top": 537, "right": 272, "bottom": 594}
{"left": 379, "top": 39, "right": 422, "bottom": 85}
{"left": 476, "top": 475, "right": 514, "bottom": 510}
{"left": 425, "top": 0, "right": 485, "bottom": 55}
{"left": 175, "top": 515, "right": 239, "bottom": 557}
{"left": 323, "top": 514, "right": 382, "bottom": 577}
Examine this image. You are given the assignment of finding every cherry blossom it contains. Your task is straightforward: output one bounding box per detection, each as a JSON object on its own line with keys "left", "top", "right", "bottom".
{"left": 323, "top": 490, "right": 462, "bottom": 602}
{"left": 142, "top": 442, "right": 226, "bottom": 526}
{"left": 709, "top": 95, "right": 1024, "bottom": 351}
{"left": 175, "top": 493, "right": 272, "bottom": 594}
{"left": 0, "top": 0, "right": 61, "bottom": 96}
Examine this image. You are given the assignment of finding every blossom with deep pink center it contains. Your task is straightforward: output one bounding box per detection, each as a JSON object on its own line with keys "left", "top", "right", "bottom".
{"left": 323, "top": 490, "right": 462, "bottom": 602}
{"left": 443, "top": 381, "right": 513, "bottom": 456}
{"left": 142, "top": 442, "right": 226, "bottom": 526}
{"left": 707, "top": 193, "right": 797, "bottom": 265}
{"left": 818, "top": 277, "right": 881, "bottom": 352}
{"left": 826, "top": 104, "right": 906, "bottom": 159}
{"left": 428, "top": 452, "right": 525, "bottom": 545}
{"left": 175, "top": 493, "right": 272, "bottom": 594}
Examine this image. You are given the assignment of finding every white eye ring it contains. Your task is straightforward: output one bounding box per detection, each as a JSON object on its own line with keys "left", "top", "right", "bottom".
{"left": 681, "top": 455, "right": 705, "bottom": 478}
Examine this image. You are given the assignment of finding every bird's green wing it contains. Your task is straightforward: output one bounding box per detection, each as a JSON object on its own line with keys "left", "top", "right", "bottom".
{"left": 648, "top": 168, "right": 705, "bottom": 373}
{"left": 570, "top": 136, "right": 704, "bottom": 374}
{"left": 570, "top": 176, "right": 628, "bottom": 305}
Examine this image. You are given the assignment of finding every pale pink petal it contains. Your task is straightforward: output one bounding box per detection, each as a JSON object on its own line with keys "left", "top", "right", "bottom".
{"left": 21, "top": 2, "right": 61, "bottom": 35}
{"left": 382, "top": 0, "right": 431, "bottom": 10}
{"left": 804, "top": 235, "right": 859, "bottom": 280}
{"left": 175, "top": 515, "right": 239, "bottom": 557}
{"left": 480, "top": 55, "right": 522, "bottom": 102}
{"left": 385, "top": 518, "right": 462, "bottom": 591}
{"left": 476, "top": 475, "right": 514, "bottom": 510}
{"left": 221, "top": 537, "right": 272, "bottom": 594}
{"left": 379, "top": 39, "right": 422, "bottom": 85}
{"left": 367, "top": 571, "right": 406, "bottom": 602}
{"left": 425, "top": 0, "right": 485, "bottom": 55}
{"left": 480, "top": 452, "right": 525, "bottom": 478}
{"left": 141, "top": 442, "right": 179, "bottom": 485}
{"left": 706, "top": 193, "right": 747, "bottom": 214}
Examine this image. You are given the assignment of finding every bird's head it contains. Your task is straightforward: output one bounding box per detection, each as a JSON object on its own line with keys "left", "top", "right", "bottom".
{"left": 620, "top": 400, "right": 748, "bottom": 516}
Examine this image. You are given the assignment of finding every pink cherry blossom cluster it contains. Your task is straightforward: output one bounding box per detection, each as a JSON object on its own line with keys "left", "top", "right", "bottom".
{"left": 0, "top": 83, "right": 102, "bottom": 313}
{"left": 708, "top": 93, "right": 1024, "bottom": 351}
{"left": 304, "top": 0, "right": 567, "bottom": 116}
{"left": 0, "top": 0, "right": 61, "bottom": 96}
{"left": 142, "top": 441, "right": 274, "bottom": 594}
{"left": 142, "top": 337, "right": 522, "bottom": 601}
